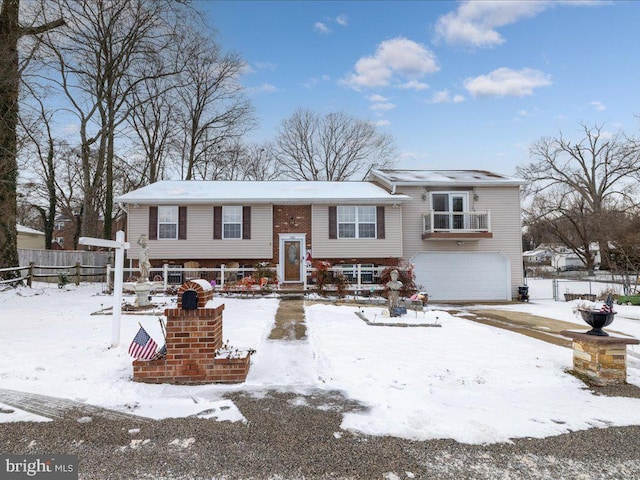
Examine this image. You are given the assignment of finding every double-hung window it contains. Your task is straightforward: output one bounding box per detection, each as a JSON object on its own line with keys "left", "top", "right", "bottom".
{"left": 223, "top": 206, "right": 242, "bottom": 239}
{"left": 158, "top": 206, "right": 179, "bottom": 239}
{"left": 337, "top": 206, "right": 376, "bottom": 239}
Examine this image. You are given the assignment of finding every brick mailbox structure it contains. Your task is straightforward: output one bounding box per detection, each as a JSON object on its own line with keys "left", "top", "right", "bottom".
{"left": 133, "top": 279, "right": 252, "bottom": 384}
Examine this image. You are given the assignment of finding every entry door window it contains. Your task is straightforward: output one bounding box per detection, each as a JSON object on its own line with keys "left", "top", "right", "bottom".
{"left": 283, "top": 240, "right": 301, "bottom": 282}
{"left": 432, "top": 193, "right": 467, "bottom": 230}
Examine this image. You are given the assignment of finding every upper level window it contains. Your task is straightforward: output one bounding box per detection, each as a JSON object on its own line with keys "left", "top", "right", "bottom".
{"left": 223, "top": 206, "right": 242, "bottom": 239}
{"left": 337, "top": 206, "right": 376, "bottom": 239}
{"left": 431, "top": 192, "right": 468, "bottom": 230}
{"left": 158, "top": 206, "right": 178, "bottom": 239}
{"left": 54, "top": 222, "right": 65, "bottom": 231}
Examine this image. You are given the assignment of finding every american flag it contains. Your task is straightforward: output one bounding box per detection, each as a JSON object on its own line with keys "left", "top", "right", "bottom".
{"left": 151, "top": 343, "right": 167, "bottom": 360}
{"left": 600, "top": 293, "right": 614, "bottom": 313}
{"left": 128, "top": 326, "right": 158, "bottom": 360}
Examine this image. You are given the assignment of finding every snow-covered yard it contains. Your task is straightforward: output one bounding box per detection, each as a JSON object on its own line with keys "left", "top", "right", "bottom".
{"left": 2, "top": 279, "right": 640, "bottom": 445}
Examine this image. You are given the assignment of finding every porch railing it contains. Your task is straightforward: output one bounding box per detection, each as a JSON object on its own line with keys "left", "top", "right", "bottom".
{"left": 423, "top": 210, "right": 491, "bottom": 234}
{"left": 106, "top": 263, "right": 390, "bottom": 292}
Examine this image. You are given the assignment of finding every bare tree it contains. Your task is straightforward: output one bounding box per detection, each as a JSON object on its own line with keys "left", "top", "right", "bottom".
{"left": 273, "top": 108, "right": 397, "bottom": 181}
{"left": 517, "top": 123, "right": 640, "bottom": 270}
{"left": 173, "top": 31, "right": 255, "bottom": 180}
{"left": 17, "top": 82, "right": 62, "bottom": 248}
{"left": 125, "top": 74, "right": 177, "bottom": 186}
{"left": 42, "top": 0, "right": 184, "bottom": 239}
{"left": 0, "top": 0, "right": 63, "bottom": 273}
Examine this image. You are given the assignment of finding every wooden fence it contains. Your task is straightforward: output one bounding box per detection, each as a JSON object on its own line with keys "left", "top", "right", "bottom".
{"left": 0, "top": 249, "right": 112, "bottom": 286}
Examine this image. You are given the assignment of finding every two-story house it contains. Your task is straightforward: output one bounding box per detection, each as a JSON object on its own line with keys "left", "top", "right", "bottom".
{"left": 368, "top": 169, "right": 525, "bottom": 301}
{"left": 114, "top": 169, "right": 525, "bottom": 301}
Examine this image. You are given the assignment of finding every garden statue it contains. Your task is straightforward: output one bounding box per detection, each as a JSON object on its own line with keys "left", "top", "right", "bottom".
{"left": 386, "top": 269, "right": 403, "bottom": 316}
{"left": 137, "top": 234, "right": 151, "bottom": 283}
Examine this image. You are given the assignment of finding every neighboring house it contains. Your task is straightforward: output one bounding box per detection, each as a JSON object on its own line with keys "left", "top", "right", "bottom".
{"left": 545, "top": 242, "right": 602, "bottom": 272}
{"left": 367, "top": 169, "right": 525, "bottom": 301}
{"left": 523, "top": 248, "right": 553, "bottom": 266}
{"left": 115, "top": 169, "right": 526, "bottom": 301}
{"left": 52, "top": 214, "right": 75, "bottom": 250}
{"left": 17, "top": 224, "right": 46, "bottom": 250}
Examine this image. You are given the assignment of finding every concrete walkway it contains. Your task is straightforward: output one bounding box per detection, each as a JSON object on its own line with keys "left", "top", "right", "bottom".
{"left": 0, "top": 387, "right": 148, "bottom": 422}
{"left": 244, "top": 298, "right": 314, "bottom": 387}
{"left": 268, "top": 298, "right": 307, "bottom": 340}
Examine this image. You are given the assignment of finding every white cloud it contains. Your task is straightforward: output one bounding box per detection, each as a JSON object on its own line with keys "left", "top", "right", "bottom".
{"left": 341, "top": 37, "right": 439, "bottom": 90}
{"left": 428, "top": 90, "right": 465, "bottom": 104}
{"left": 397, "top": 80, "right": 430, "bottom": 91}
{"left": 254, "top": 62, "right": 277, "bottom": 71}
{"left": 375, "top": 119, "right": 391, "bottom": 127}
{"left": 435, "top": 1, "right": 602, "bottom": 48}
{"left": 314, "top": 22, "right": 331, "bottom": 34}
{"left": 590, "top": 101, "right": 606, "bottom": 111}
{"left": 464, "top": 67, "right": 552, "bottom": 97}
{"left": 336, "top": 14, "right": 348, "bottom": 26}
{"left": 248, "top": 83, "right": 280, "bottom": 94}
{"left": 368, "top": 94, "right": 389, "bottom": 103}
{"left": 370, "top": 102, "right": 396, "bottom": 112}
{"left": 302, "top": 75, "right": 332, "bottom": 88}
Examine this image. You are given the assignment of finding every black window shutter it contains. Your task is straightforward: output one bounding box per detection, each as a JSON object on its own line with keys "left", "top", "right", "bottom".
{"left": 148, "top": 206, "right": 158, "bottom": 240}
{"left": 178, "top": 206, "right": 187, "bottom": 240}
{"left": 328, "top": 206, "right": 337, "bottom": 239}
{"left": 377, "top": 206, "right": 385, "bottom": 239}
{"left": 213, "top": 206, "right": 222, "bottom": 239}
{"left": 242, "top": 206, "right": 251, "bottom": 239}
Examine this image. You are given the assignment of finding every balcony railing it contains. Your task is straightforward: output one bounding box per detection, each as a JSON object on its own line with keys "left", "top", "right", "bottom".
{"left": 422, "top": 211, "right": 492, "bottom": 240}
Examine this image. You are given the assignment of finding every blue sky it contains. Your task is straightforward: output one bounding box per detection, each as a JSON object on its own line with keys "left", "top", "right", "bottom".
{"left": 197, "top": 0, "right": 640, "bottom": 177}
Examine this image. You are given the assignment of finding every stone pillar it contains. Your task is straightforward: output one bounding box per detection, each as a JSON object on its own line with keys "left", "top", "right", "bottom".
{"left": 561, "top": 331, "right": 639, "bottom": 386}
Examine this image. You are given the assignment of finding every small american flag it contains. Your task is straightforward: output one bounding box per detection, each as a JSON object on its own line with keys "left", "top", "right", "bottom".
{"left": 128, "top": 326, "right": 158, "bottom": 360}
{"left": 151, "top": 343, "right": 167, "bottom": 360}
{"left": 600, "top": 293, "right": 614, "bottom": 313}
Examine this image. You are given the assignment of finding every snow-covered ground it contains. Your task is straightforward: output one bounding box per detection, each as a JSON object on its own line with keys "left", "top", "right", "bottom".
{"left": 1, "top": 279, "right": 640, "bottom": 445}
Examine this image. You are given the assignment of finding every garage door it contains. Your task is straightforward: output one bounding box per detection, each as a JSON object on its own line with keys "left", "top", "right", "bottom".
{"left": 411, "top": 252, "right": 511, "bottom": 301}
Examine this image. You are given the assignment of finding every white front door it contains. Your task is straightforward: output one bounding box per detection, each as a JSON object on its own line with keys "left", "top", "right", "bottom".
{"left": 279, "top": 234, "right": 306, "bottom": 283}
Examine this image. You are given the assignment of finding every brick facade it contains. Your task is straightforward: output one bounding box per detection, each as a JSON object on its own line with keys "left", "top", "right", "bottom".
{"left": 133, "top": 280, "right": 252, "bottom": 384}
{"left": 272, "top": 205, "right": 312, "bottom": 263}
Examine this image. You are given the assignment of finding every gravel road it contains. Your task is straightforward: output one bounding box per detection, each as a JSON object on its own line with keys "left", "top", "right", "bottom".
{"left": 2, "top": 389, "right": 639, "bottom": 480}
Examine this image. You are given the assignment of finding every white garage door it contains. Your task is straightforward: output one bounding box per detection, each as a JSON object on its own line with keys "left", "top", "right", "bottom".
{"left": 411, "top": 252, "right": 511, "bottom": 301}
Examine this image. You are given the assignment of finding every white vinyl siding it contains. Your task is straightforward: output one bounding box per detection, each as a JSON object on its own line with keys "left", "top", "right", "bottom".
{"left": 128, "top": 204, "right": 272, "bottom": 259}
{"left": 312, "top": 205, "right": 402, "bottom": 258}
{"left": 398, "top": 185, "right": 523, "bottom": 299}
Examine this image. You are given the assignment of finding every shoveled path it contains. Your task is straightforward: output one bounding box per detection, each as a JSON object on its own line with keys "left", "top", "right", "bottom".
{"left": 244, "top": 298, "right": 314, "bottom": 387}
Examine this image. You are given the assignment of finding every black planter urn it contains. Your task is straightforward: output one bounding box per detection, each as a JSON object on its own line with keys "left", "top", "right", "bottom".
{"left": 578, "top": 309, "right": 616, "bottom": 336}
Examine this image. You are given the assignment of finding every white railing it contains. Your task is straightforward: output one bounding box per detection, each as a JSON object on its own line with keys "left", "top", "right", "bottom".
{"left": 423, "top": 211, "right": 491, "bottom": 234}
{"left": 106, "top": 263, "right": 392, "bottom": 292}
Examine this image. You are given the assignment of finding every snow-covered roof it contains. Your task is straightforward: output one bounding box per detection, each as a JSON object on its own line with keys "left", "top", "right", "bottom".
{"left": 369, "top": 169, "right": 526, "bottom": 187}
{"left": 115, "top": 180, "right": 409, "bottom": 205}
{"left": 17, "top": 224, "right": 44, "bottom": 236}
